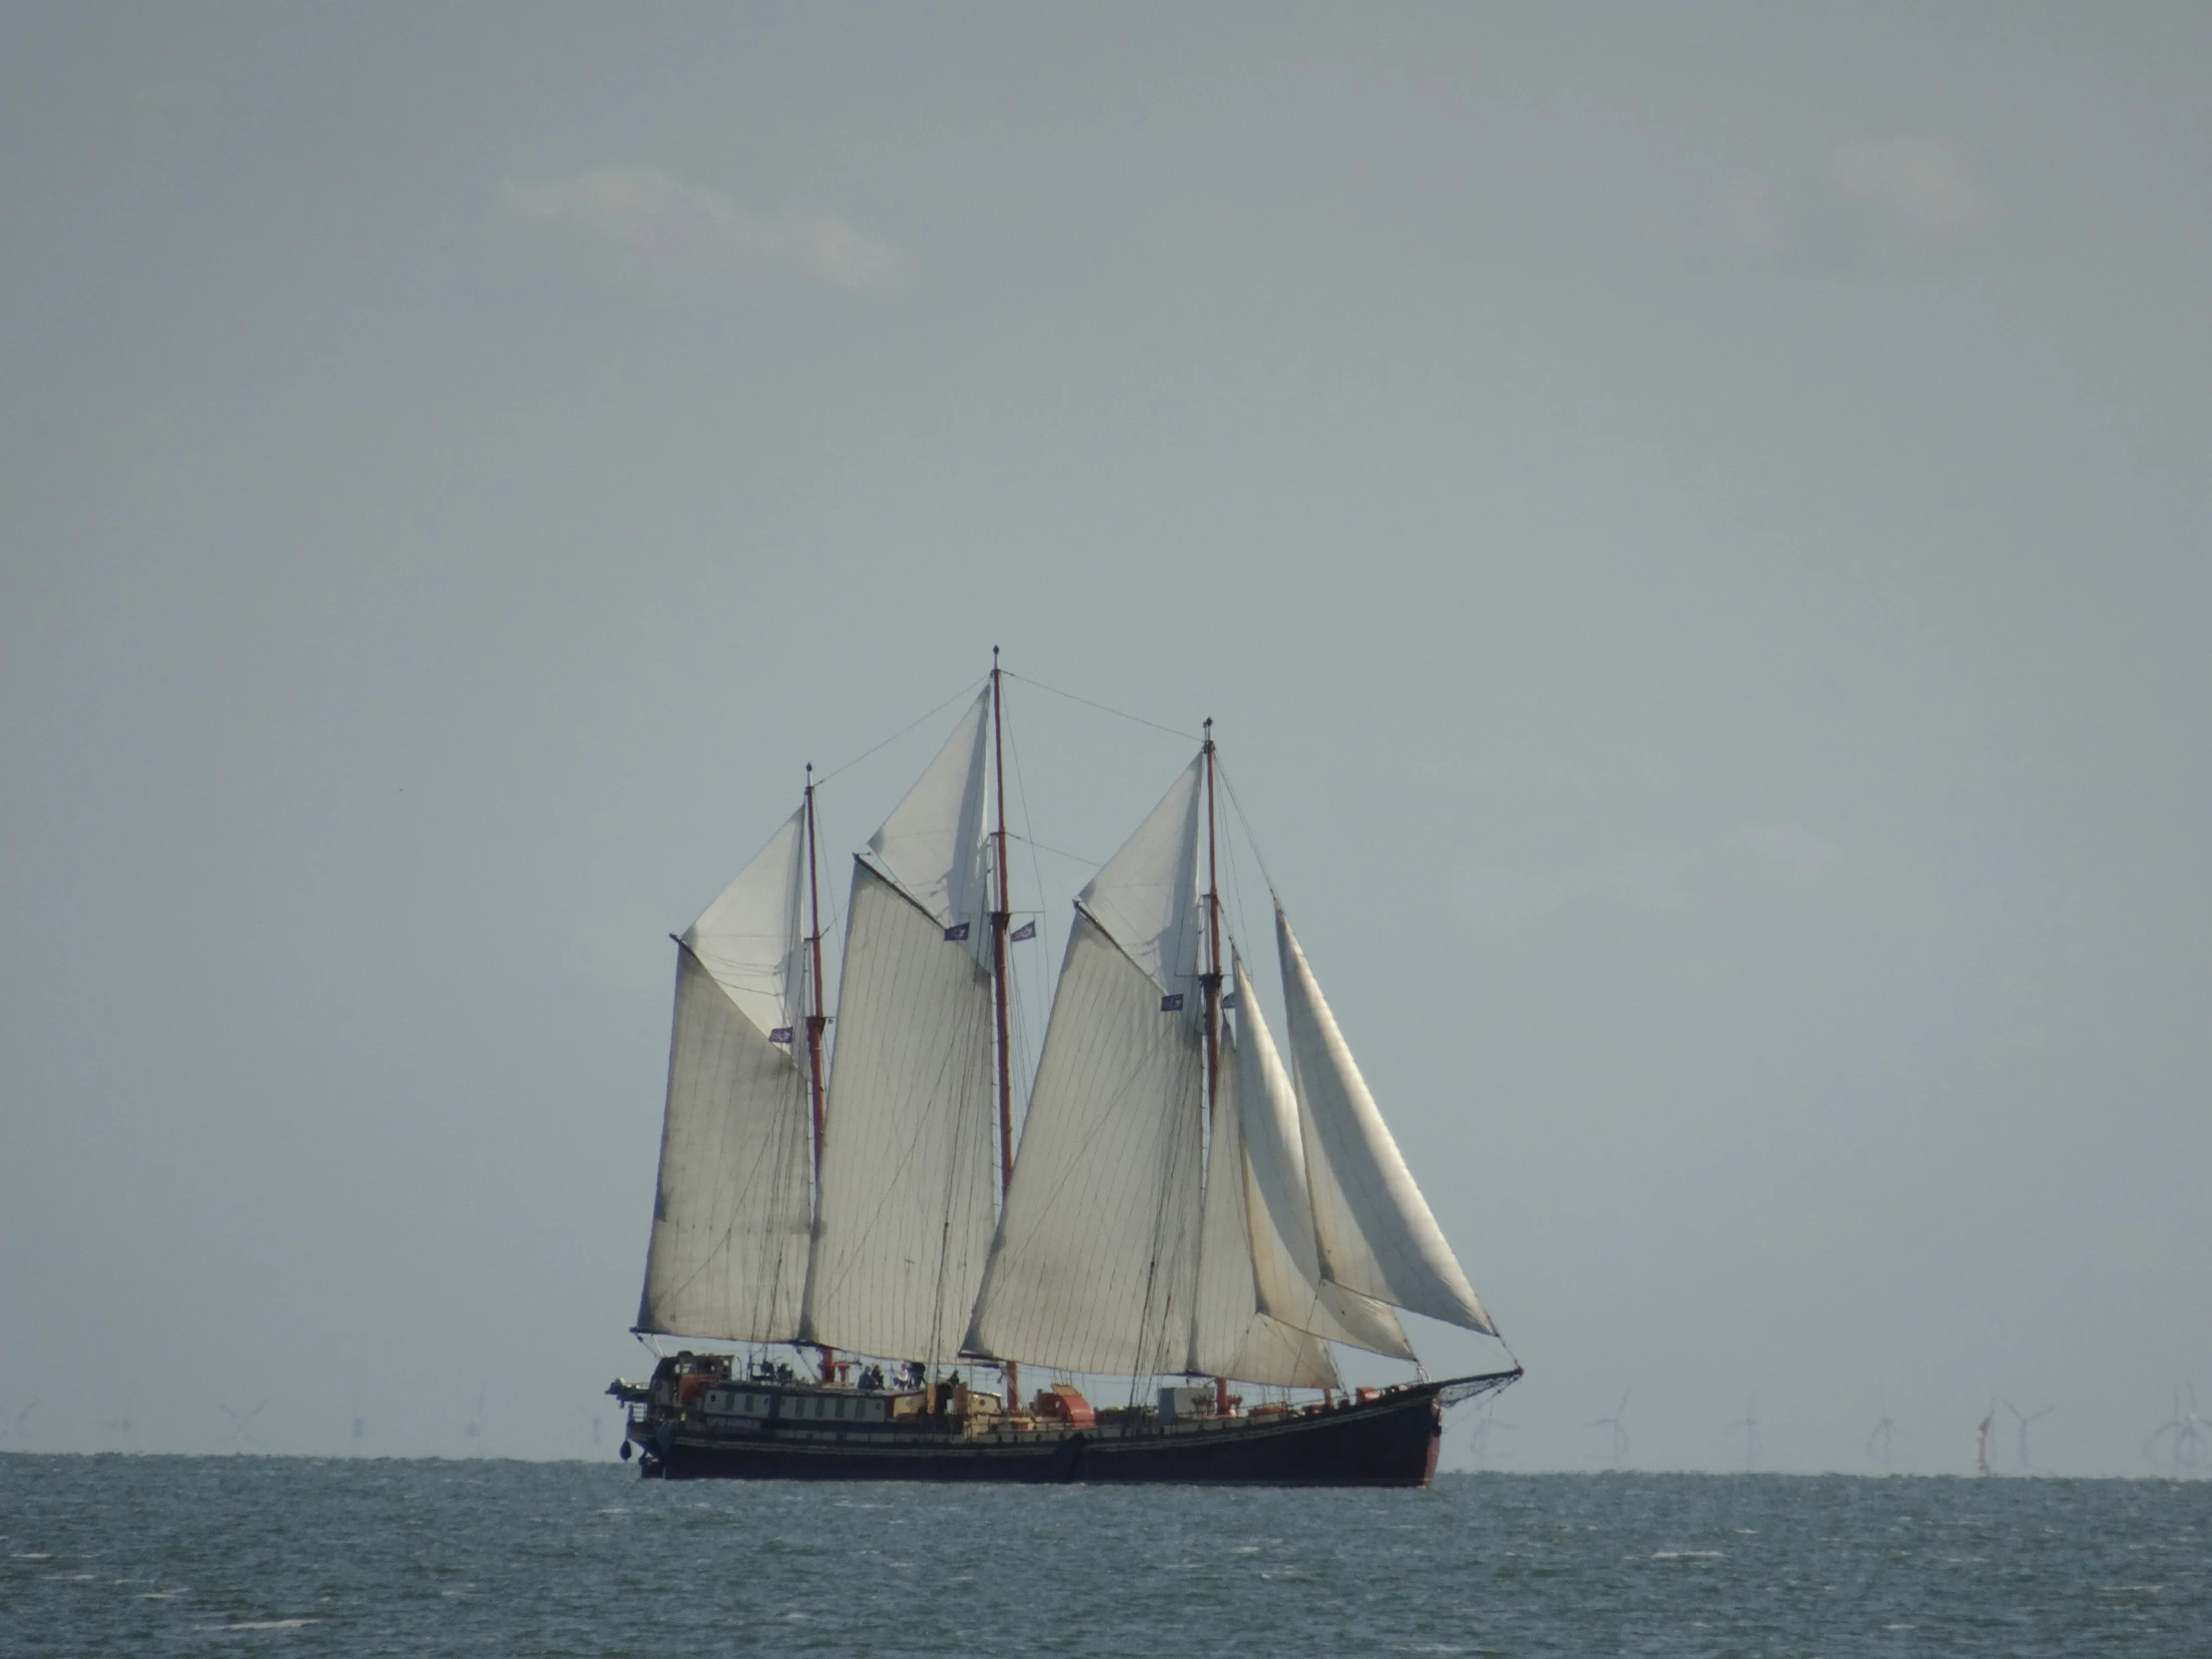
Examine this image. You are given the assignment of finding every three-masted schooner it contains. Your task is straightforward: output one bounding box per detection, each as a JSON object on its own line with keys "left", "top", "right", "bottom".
{"left": 609, "top": 662, "right": 1519, "bottom": 1484}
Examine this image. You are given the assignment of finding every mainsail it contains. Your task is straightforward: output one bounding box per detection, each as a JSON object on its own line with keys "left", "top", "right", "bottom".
{"left": 964, "top": 759, "right": 1209, "bottom": 1377}
{"left": 636, "top": 809, "right": 817, "bottom": 1343}
{"left": 1277, "top": 907, "right": 1496, "bottom": 1335}
{"left": 801, "top": 691, "right": 999, "bottom": 1364}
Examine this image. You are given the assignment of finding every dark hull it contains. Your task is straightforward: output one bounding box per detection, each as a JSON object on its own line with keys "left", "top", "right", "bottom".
{"left": 642, "top": 1383, "right": 1453, "bottom": 1487}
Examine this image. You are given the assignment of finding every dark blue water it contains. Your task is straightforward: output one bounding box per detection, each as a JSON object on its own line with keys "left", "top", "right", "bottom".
{"left": 3, "top": 1454, "right": 2206, "bottom": 1656}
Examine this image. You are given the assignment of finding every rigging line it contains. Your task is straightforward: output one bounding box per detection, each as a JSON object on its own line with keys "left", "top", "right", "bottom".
{"left": 1003, "top": 695, "right": 1054, "bottom": 1108}
{"left": 1218, "top": 805, "right": 1254, "bottom": 972}
{"left": 813, "top": 675, "right": 988, "bottom": 790}
{"left": 1213, "top": 757, "right": 1284, "bottom": 899}
{"left": 1001, "top": 670, "right": 1202, "bottom": 744}
{"left": 1006, "top": 831, "right": 1104, "bottom": 867}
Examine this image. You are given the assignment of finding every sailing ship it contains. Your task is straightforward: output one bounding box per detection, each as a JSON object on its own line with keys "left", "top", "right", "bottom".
{"left": 608, "top": 661, "right": 1520, "bottom": 1484}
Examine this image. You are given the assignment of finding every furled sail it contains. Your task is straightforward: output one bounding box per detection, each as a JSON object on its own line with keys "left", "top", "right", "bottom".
{"left": 636, "top": 809, "right": 817, "bottom": 1343}
{"left": 1277, "top": 907, "right": 1496, "bottom": 1335}
{"left": 802, "top": 691, "right": 998, "bottom": 1364}
{"left": 963, "top": 760, "right": 1209, "bottom": 1377}
{"left": 1230, "top": 954, "right": 1414, "bottom": 1361}
{"left": 1187, "top": 1017, "right": 1341, "bottom": 1388}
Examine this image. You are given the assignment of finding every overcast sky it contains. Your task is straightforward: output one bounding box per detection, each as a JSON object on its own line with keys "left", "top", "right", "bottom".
{"left": 4, "top": 4, "right": 2208, "bottom": 1474}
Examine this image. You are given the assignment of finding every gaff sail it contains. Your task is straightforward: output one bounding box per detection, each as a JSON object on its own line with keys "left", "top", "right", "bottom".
{"left": 801, "top": 691, "right": 999, "bottom": 1366}
{"left": 636, "top": 810, "right": 817, "bottom": 1343}
{"left": 963, "top": 760, "right": 1209, "bottom": 1378}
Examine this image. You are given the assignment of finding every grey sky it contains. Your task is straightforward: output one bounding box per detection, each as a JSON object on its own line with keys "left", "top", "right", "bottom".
{"left": 3, "top": 4, "right": 2207, "bottom": 1472}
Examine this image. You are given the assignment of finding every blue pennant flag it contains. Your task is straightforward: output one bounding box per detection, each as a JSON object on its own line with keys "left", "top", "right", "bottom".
{"left": 1159, "top": 993, "right": 1185, "bottom": 1013}
{"left": 1221, "top": 991, "right": 1240, "bottom": 1010}
{"left": 1009, "top": 919, "right": 1036, "bottom": 942}
{"left": 942, "top": 921, "right": 970, "bottom": 942}
{"left": 768, "top": 1027, "right": 795, "bottom": 1045}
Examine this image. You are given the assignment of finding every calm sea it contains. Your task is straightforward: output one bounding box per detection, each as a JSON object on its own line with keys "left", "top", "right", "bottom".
{"left": 3, "top": 1455, "right": 2205, "bottom": 1656}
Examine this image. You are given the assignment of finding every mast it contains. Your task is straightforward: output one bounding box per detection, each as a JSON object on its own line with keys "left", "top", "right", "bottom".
{"left": 1202, "top": 718, "right": 1228, "bottom": 1413}
{"left": 990, "top": 648, "right": 1018, "bottom": 1407}
{"left": 804, "top": 766, "right": 836, "bottom": 1384}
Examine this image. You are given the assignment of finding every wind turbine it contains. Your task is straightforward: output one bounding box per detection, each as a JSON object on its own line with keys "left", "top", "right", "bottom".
{"left": 1868, "top": 1391, "right": 1904, "bottom": 1469}
{"left": 2144, "top": 1386, "right": 2208, "bottom": 1474}
{"left": 1974, "top": 1402, "right": 1994, "bottom": 1476}
{"left": 0, "top": 1399, "right": 36, "bottom": 1446}
{"left": 1587, "top": 1387, "right": 1630, "bottom": 1468}
{"left": 2002, "top": 1399, "right": 2055, "bottom": 1472}
{"left": 219, "top": 1401, "right": 267, "bottom": 1452}
{"left": 463, "top": 1384, "right": 487, "bottom": 1447}
{"left": 1723, "top": 1393, "right": 1761, "bottom": 1472}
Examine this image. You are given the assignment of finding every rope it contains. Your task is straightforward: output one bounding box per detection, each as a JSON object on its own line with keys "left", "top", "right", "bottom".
{"left": 1001, "top": 671, "right": 1200, "bottom": 744}
{"left": 813, "top": 675, "right": 987, "bottom": 789}
{"left": 1213, "top": 756, "right": 1284, "bottom": 899}
{"left": 1007, "top": 831, "right": 1104, "bottom": 868}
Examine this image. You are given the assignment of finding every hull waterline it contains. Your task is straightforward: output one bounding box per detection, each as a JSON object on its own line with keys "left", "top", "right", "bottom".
{"left": 621, "top": 1371, "right": 1517, "bottom": 1487}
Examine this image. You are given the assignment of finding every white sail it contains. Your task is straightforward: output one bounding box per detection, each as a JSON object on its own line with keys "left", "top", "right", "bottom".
{"left": 865, "top": 688, "right": 994, "bottom": 968}
{"left": 636, "top": 810, "right": 816, "bottom": 1342}
{"left": 1073, "top": 755, "right": 1207, "bottom": 1000}
{"left": 803, "top": 693, "right": 998, "bottom": 1363}
{"left": 964, "top": 760, "right": 1209, "bottom": 1377}
{"left": 1277, "top": 907, "right": 1496, "bottom": 1336}
{"left": 1188, "top": 1020, "right": 1341, "bottom": 1388}
{"left": 1232, "top": 954, "right": 1414, "bottom": 1361}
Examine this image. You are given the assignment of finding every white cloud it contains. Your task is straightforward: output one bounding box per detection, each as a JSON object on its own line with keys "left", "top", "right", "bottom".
{"left": 1728, "top": 820, "right": 1917, "bottom": 911}
{"left": 1625, "top": 137, "right": 1994, "bottom": 262}
{"left": 500, "top": 166, "right": 915, "bottom": 296}
{"left": 1828, "top": 138, "right": 1991, "bottom": 234}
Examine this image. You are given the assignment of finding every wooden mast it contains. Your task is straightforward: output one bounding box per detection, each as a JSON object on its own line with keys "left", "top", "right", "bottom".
{"left": 990, "top": 648, "right": 1019, "bottom": 1409}
{"left": 1201, "top": 718, "right": 1229, "bottom": 1416}
{"left": 804, "top": 766, "right": 836, "bottom": 1386}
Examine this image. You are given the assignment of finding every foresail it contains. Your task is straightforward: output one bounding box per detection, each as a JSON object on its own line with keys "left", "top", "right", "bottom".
{"left": 803, "top": 693, "right": 998, "bottom": 1363}
{"left": 1232, "top": 955, "right": 1413, "bottom": 1361}
{"left": 1188, "top": 1021, "right": 1340, "bottom": 1389}
{"left": 637, "top": 811, "right": 815, "bottom": 1343}
{"left": 1277, "top": 908, "right": 1497, "bottom": 1336}
{"left": 964, "top": 760, "right": 1209, "bottom": 1377}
